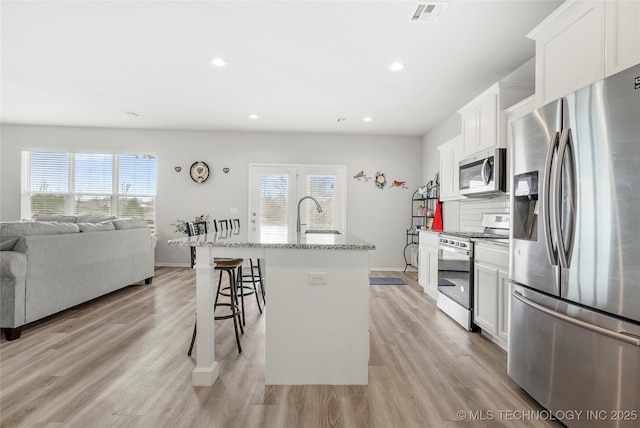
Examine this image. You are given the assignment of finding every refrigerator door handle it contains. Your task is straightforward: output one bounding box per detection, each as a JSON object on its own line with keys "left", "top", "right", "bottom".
{"left": 556, "top": 128, "right": 575, "bottom": 268}
{"left": 543, "top": 131, "right": 560, "bottom": 266}
{"left": 513, "top": 291, "right": 640, "bottom": 347}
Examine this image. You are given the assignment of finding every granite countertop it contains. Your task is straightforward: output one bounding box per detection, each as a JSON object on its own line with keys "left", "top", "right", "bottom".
{"left": 168, "top": 228, "right": 375, "bottom": 251}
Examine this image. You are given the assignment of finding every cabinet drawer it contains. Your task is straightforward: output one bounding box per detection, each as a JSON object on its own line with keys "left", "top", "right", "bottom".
{"left": 475, "top": 244, "right": 508, "bottom": 269}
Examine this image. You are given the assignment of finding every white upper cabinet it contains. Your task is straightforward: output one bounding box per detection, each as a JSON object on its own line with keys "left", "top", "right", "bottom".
{"left": 437, "top": 135, "right": 464, "bottom": 202}
{"left": 457, "top": 82, "right": 534, "bottom": 158}
{"left": 605, "top": 0, "right": 640, "bottom": 76}
{"left": 529, "top": 0, "right": 640, "bottom": 107}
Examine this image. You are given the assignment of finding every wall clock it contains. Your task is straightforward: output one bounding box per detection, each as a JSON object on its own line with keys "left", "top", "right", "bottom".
{"left": 190, "top": 161, "right": 210, "bottom": 183}
{"left": 375, "top": 171, "right": 387, "bottom": 189}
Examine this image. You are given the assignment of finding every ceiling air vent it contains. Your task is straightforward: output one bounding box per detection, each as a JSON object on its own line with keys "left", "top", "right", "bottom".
{"left": 410, "top": 2, "right": 449, "bottom": 23}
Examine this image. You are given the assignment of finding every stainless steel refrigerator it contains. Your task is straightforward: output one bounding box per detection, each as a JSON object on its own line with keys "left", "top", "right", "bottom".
{"left": 509, "top": 63, "right": 640, "bottom": 427}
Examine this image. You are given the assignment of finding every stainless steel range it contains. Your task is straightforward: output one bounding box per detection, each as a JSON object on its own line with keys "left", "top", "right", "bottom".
{"left": 436, "top": 213, "right": 509, "bottom": 330}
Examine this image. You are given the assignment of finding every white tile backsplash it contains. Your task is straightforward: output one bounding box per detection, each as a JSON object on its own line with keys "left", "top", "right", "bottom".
{"left": 459, "top": 195, "right": 509, "bottom": 232}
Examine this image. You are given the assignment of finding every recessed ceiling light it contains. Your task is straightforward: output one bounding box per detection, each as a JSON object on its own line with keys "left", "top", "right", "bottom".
{"left": 363, "top": 116, "right": 373, "bottom": 122}
{"left": 389, "top": 62, "right": 405, "bottom": 71}
{"left": 211, "top": 58, "right": 226, "bottom": 67}
{"left": 248, "top": 114, "right": 258, "bottom": 119}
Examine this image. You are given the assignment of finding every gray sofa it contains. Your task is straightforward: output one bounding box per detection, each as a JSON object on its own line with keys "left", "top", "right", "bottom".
{"left": 0, "top": 215, "right": 156, "bottom": 340}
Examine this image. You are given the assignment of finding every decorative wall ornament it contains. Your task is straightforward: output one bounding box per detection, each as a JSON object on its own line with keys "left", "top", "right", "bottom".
{"left": 353, "top": 170, "right": 372, "bottom": 182}
{"left": 175, "top": 166, "right": 182, "bottom": 172}
{"left": 223, "top": 167, "right": 230, "bottom": 174}
{"left": 391, "top": 180, "right": 408, "bottom": 189}
{"left": 189, "top": 161, "right": 210, "bottom": 183}
{"left": 375, "top": 171, "right": 387, "bottom": 189}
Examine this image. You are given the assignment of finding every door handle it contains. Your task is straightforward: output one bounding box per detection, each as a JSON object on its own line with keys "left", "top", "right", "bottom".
{"left": 513, "top": 291, "right": 640, "bottom": 347}
{"left": 543, "top": 131, "right": 560, "bottom": 266}
{"left": 480, "top": 158, "right": 491, "bottom": 185}
{"left": 555, "top": 128, "right": 575, "bottom": 269}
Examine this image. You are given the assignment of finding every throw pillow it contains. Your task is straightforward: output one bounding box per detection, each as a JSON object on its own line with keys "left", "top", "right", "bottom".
{"left": 0, "top": 237, "right": 20, "bottom": 251}
{"left": 77, "top": 215, "right": 117, "bottom": 223}
{"left": 0, "top": 221, "right": 80, "bottom": 237}
{"left": 34, "top": 214, "right": 78, "bottom": 223}
{"left": 77, "top": 221, "right": 116, "bottom": 233}
{"left": 112, "top": 218, "right": 148, "bottom": 230}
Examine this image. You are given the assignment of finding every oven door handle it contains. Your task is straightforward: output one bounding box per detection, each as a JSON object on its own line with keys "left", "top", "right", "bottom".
{"left": 438, "top": 245, "right": 471, "bottom": 257}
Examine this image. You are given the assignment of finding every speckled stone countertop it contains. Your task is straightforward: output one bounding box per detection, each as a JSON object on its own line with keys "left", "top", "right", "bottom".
{"left": 168, "top": 229, "right": 375, "bottom": 251}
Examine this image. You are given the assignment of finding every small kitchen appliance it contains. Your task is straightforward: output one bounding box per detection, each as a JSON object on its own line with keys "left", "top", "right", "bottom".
{"left": 458, "top": 148, "right": 507, "bottom": 197}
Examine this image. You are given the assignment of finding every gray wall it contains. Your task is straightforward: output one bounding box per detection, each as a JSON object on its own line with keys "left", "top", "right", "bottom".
{"left": 0, "top": 124, "right": 422, "bottom": 270}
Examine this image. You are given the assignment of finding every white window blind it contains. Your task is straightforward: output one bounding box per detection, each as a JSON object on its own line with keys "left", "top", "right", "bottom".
{"left": 28, "top": 152, "right": 69, "bottom": 215}
{"left": 117, "top": 154, "right": 157, "bottom": 223}
{"left": 259, "top": 174, "right": 290, "bottom": 242}
{"left": 74, "top": 153, "right": 113, "bottom": 215}
{"left": 23, "top": 151, "right": 156, "bottom": 231}
{"left": 306, "top": 175, "right": 336, "bottom": 230}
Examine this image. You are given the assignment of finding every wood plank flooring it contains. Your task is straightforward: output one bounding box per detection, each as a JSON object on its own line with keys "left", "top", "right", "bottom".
{"left": 0, "top": 267, "right": 561, "bottom": 428}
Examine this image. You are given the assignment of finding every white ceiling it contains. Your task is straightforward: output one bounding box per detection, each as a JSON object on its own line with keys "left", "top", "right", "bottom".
{"left": 1, "top": 1, "right": 562, "bottom": 137}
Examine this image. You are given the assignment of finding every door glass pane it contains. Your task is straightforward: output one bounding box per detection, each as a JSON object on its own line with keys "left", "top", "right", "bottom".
{"left": 306, "top": 175, "right": 335, "bottom": 230}
{"left": 259, "top": 174, "right": 290, "bottom": 242}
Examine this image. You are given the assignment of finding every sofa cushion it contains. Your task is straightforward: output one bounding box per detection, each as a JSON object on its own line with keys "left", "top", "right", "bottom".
{"left": 112, "top": 218, "right": 148, "bottom": 230}
{"left": 0, "top": 221, "right": 80, "bottom": 238}
{"left": 1, "top": 237, "right": 20, "bottom": 251}
{"left": 77, "top": 221, "right": 116, "bottom": 233}
{"left": 34, "top": 215, "right": 78, "bottom": 223}
{"left": 76, "top": 215, "right": 117, "bottom": 223}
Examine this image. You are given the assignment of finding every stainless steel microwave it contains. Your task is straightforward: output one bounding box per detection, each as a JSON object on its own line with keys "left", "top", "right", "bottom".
{"left": 459, "top": 148, "right": 507, "bottom": 197}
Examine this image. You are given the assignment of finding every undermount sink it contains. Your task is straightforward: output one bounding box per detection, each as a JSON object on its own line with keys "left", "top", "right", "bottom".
{"left": 304, "top": 229, "right": 342, "bottom": 235}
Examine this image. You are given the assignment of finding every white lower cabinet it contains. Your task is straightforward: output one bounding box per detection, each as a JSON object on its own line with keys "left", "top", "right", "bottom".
{"left": 473, "top": 241, "right": 509, "bottom": 350}
{"left": 418, "top": 230, "right": 439, "bottom": 299}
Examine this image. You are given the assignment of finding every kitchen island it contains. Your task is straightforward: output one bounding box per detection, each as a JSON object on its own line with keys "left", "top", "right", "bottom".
{"left": 168, "top": 228, "right": 375, "bottom": 386}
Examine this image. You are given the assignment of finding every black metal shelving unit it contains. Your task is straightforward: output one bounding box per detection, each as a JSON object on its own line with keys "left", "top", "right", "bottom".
{"left": 403, "top": 189, "right": 436, "bottom": 272}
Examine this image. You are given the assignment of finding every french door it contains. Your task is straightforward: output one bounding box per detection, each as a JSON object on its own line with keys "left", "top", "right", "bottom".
{"left": 248, "top": 164, "right": 346, "bottom": 240}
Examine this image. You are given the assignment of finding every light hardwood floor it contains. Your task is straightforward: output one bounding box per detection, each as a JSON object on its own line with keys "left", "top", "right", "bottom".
{"left": 0, "top": 267, "right": 561, "bottom": 428}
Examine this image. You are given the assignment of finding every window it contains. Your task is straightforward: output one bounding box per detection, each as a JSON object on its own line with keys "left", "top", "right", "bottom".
{"left": 22, "top": 151, "right": 157, "bottom": 230}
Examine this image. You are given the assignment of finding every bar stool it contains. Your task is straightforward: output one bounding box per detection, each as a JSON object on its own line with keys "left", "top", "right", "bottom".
{"left": 232, "top": 218, "right": 266, "bottom": 308}
{"left": 186, "top": 221, "right": 243, "bottom": 355}
{"left": 214, "top": 219, "right": 264, "bottom": 326}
